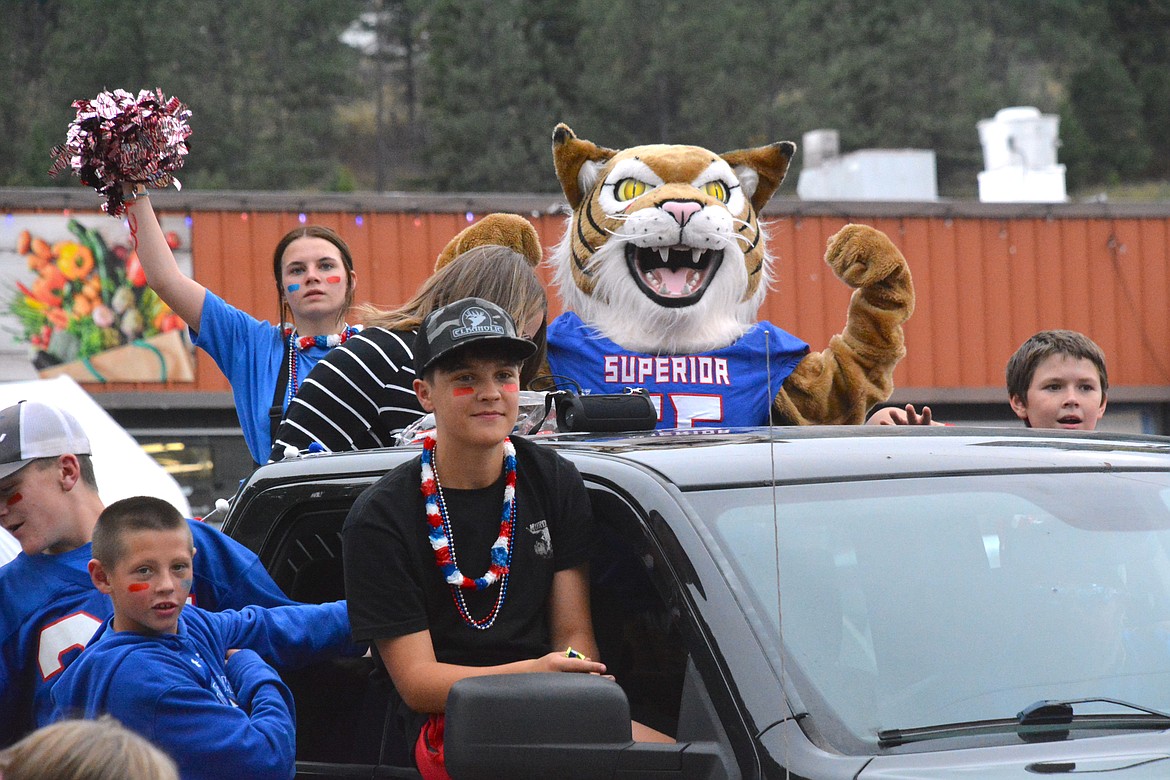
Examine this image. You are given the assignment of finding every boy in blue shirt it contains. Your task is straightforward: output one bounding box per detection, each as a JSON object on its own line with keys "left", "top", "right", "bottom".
{"left": 50, "top": 495, "right": 353, "bottom": 780}
{"left": 0, "top": 400, "right": 294, "bottom": 747}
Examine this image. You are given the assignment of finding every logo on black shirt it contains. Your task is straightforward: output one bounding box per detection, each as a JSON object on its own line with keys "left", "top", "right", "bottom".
{"left": 527, "top": 520, "right": 552, "bottom": 559}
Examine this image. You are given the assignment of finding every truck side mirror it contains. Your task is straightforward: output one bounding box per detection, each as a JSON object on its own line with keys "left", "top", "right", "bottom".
{"left": 445, "top": 673, "right": 736, "bottom": 779}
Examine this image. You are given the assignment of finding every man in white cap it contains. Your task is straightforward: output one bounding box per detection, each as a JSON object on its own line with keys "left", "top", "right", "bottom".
{"left": 0, "top": 399, "right": 294, "bottom": 747}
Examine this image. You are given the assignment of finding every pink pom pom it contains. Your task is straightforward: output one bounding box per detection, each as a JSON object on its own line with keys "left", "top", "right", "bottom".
{"left": 49, "top": 88, "right": 192, "bottom": 217}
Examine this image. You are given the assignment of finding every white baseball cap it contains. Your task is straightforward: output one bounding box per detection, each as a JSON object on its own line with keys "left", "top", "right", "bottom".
{"left": 0, "top": 400, "right": 92, "bottom": 481}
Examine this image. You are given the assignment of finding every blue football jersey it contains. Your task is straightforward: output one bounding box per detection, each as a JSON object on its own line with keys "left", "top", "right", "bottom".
{"left": 547, "top": 312, "right": 809, "bottom": 429}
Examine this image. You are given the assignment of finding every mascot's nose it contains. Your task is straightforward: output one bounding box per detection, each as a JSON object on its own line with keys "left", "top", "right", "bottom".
{"left": 661, "top": 200, "right": 702, "bottom": 228}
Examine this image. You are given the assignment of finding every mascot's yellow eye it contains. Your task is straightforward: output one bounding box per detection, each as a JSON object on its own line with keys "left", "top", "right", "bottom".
{"left": 702, "top": 181, "right": 730, "bottom": 203}
{"left": 615, "top": 178, "right": 648, "bottom": 201}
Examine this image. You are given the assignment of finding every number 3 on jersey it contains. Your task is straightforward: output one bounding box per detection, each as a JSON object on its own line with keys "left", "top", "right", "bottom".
{"left": 38, "top": 612, "right": 103, "bottom": 680}
{"left": 37, "top": 592, "right": 197, "bottom": 680}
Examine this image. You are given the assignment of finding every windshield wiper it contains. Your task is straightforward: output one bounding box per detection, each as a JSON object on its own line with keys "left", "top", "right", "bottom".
{"left": 1017, "top": 698, "right": 1170, "bottom": 740}
{"left": 877, "top": 698, "right": 1170, "bottom": 748}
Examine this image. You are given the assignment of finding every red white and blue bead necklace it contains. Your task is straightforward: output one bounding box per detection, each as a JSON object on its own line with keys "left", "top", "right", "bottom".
{"left": 282, "top": 324, "right": 362, "bottom": 402}
{"left": 420, "top": 432, "right": 516, "bottom": 630}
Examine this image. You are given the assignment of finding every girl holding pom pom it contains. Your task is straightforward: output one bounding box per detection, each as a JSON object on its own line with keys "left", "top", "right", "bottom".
{"left": 125, "top": 189, "right": 359, "bottom": 465}
{"left": 49, "top": 88, "right": 359, "bottom": 466}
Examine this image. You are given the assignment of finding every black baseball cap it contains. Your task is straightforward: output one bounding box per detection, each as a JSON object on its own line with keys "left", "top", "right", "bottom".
{"left": 0, "top": 400, "right": 92, "bottom": 481}
{"left": 414, "top": 297, "right": 537, "bottom": 376}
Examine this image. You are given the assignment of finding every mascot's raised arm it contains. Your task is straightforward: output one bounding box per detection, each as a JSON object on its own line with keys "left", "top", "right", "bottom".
{"left": 544, "top": 123, "right": 915, "bottom": 427}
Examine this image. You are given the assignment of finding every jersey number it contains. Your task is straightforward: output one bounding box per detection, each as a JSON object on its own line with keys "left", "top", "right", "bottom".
{"left": 38, "top": 612, "right": 103, "bottom": 681}
{"left": 650, "top": 393, "right": 724, "bottom": 428}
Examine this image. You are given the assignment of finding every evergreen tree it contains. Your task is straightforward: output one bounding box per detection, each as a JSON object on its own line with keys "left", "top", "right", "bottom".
{"left": 3, "top": 0, "right": 1167, "bottom": 195}
{"left": 2, "top": 0, "right": 362, "bottom": 190}
{"left": 1061, "top": 52, "right": 1151, "bottom": 187}
{"left": 421, "top": 0, "right": 583, "bottom": 191}
{"left": 779, "top": 0, "right": 1020, "bottom": 194}
{"left": 1101, "top": 0, "right": 1170, "bottom": 179}
{"left": 336, "top": 0, "right": 430, "bottom": 191}
{"left": 572, "top": 0, "right": 709, "bottom": 147}
{"left": 0, "top": 2, "right": 69, "bottom": 186}
{"left": 140, "top": 0, "right": 363, "bottom": 189}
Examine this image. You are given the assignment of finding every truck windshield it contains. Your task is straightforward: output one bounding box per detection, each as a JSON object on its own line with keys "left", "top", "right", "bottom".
{"left": 692, "top": 470, "right": 1170, "bottom": 747}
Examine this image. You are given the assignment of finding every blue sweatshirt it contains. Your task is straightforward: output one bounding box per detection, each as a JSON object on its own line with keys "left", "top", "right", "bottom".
{"left": 0, "top": 519, "right": 295, "bottom": 747}
{"left": 50, "top": 601, "right": 351, "bottom": 780}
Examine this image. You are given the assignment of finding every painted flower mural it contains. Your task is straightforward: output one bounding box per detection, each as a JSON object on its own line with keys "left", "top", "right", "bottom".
{"left": 7, "top": 218, "right": 192, "bottom": 382}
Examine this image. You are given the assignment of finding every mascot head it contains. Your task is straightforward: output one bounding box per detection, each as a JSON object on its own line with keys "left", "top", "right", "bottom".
{"left": 550, "top": 123, "right": 795, "bottom": 353}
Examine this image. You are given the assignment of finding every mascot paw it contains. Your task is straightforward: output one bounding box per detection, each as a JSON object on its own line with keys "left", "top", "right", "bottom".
{"left": 434, "top": 213, "right": 542, "bottom": 271}
{"left": 824, "top": 224, "right": 906, "bottom": 288}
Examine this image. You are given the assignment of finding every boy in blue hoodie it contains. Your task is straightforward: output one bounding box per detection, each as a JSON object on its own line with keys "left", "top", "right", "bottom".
{"left": 49, "top": 496, "right": 353, "bottom": 780}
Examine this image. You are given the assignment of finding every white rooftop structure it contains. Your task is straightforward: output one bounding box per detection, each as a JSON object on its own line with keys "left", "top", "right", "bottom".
{"left": 797, "top": 129, "right": 938, "bottom": 202}
{"left": 976, "top": 106, "right": 1067, "bottom": 203}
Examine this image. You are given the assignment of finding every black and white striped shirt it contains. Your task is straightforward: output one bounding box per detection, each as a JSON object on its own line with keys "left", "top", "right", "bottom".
{"left": 270, "top": 327, "right": 424, "bottom": 460}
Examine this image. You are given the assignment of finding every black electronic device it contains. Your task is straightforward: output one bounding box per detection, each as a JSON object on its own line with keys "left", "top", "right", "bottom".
{"left": 524, "top": 387, "right": 657, "bottom": 434}
{"left": 554, "top": 389, "right": 657, "bottom": 433}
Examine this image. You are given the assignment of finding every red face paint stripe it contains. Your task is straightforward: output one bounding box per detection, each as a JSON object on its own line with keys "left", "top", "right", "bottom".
{"left": 452, "top": 387, "right": 474, "bottom": 396}
{"left": 502, "top": 384, "right": 519, "bottom": 392}
{"left": 128, "top": 583, "right": 150, "bottom": 592}
{"left": 6, "top": 492, "right": 22, "bottom": 506}
{"left": 326, "top": 275, "right": 342, "bottom": 284}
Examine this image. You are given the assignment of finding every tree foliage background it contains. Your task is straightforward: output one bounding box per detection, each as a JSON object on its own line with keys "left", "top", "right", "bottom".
{"left": 2, "top": 0, "right": 1166, "bottom": 197}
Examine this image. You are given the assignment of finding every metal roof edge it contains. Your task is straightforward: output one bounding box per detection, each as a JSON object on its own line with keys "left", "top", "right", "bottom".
{"left": 3, "top": 187, "right": 1170, "bottom": 219}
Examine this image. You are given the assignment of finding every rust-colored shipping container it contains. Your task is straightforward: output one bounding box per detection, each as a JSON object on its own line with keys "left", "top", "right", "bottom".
{"left": 3, "top": 190, "right": 1168, "bottom": 428}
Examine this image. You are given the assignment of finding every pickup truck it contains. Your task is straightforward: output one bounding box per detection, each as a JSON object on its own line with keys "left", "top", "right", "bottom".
{"left": 221, "top": 426, "right": 1170, "bottom": 779}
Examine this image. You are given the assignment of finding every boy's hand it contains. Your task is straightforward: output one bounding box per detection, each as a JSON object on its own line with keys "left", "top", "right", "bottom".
{"left": 868, "top": 404, "right": 941, "bottom": 426}
{"left": 225, "top": 648, "right": 240, "bottom": 660}
{"left": 532, "top": 650, "right": 606, "bottom": 676}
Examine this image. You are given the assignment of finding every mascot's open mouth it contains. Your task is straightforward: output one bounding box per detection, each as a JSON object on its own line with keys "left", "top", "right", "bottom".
{"left": 625, "top": 245, "right": 724, "bottom": 308}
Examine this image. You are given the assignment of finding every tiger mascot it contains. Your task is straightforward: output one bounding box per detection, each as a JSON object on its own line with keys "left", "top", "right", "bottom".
{"left": 543, "top": 123, "right": 915, "bottom": 427}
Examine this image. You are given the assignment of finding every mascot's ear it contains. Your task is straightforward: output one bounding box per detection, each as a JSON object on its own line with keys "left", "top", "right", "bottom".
{"left": 434, "top": 213, "right": 542, "bottom": 271}
{"left": 721, "top": 141, "right": 797, "bottom": 213}
{"left": 552, "top": 123, "right": 617, "bottom": 209}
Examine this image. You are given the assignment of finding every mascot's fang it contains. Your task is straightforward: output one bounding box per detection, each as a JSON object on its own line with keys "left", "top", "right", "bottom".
{"left": 626, "top": 245, "right": 723, "bottom": 307}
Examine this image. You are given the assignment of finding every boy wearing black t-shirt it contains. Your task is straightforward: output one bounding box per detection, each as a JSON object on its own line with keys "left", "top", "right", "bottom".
{"left": 343, "top": 297, "right": 636, "bottom": 778}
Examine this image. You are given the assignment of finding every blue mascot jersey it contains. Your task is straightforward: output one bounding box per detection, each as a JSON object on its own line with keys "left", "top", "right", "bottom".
{"left": 547, "top": 312, "right": 809, "bottom": 429}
